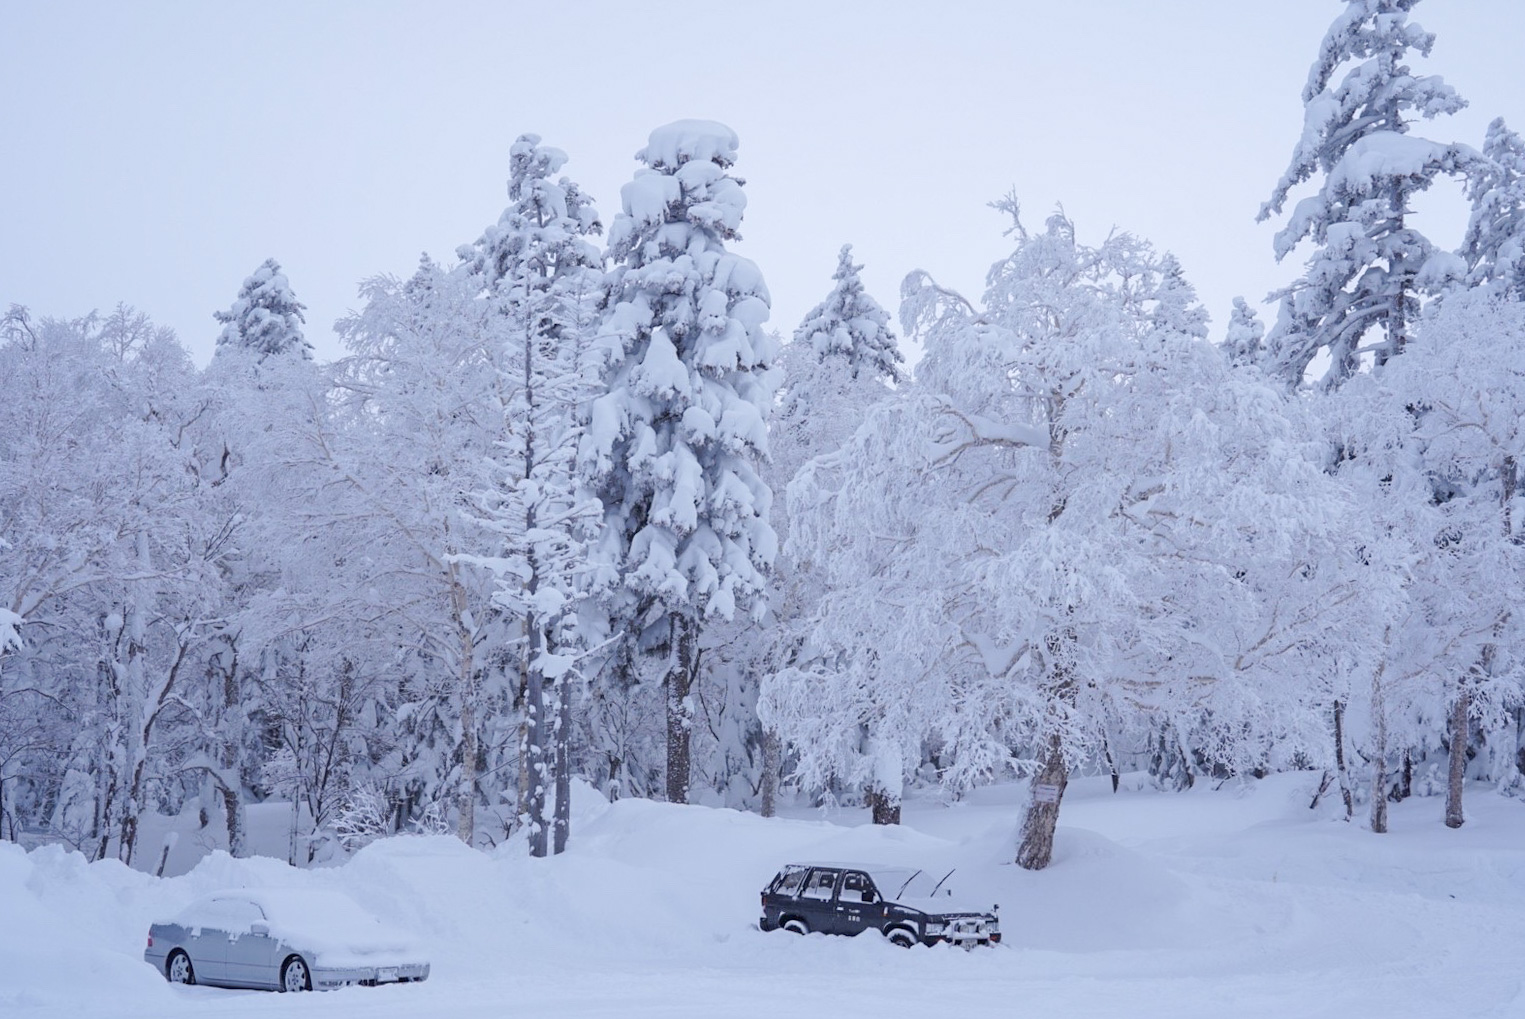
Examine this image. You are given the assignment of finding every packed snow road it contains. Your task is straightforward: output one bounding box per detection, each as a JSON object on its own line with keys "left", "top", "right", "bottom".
{"left": 7, "top": 774, "right": 1525, "bottom": 1018}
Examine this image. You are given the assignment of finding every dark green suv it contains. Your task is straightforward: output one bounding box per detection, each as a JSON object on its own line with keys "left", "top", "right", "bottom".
{"left": 759, "top": 863, "right": 1000, "bottom": 947}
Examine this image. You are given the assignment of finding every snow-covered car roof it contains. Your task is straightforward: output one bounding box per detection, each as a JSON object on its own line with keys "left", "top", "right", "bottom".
{"left": 170, "top": 889, "right": 421, "bottom": 959}
{"left": 779, "top": 863, "right": 952, "bottom": 899}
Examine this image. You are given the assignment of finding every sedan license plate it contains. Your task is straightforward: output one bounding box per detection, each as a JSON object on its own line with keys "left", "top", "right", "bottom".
{"left": 376, "top": 968, "right": 400, "bottom": 983}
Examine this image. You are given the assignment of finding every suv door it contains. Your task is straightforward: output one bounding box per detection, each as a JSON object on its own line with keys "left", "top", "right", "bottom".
{"left": 797, "top": 868, "right": 841, "bottom": 933}
{"left": 835, "top": 871, "right": 878, "bottom": 935}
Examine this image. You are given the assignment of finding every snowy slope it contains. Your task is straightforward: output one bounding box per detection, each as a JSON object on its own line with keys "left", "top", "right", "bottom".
{"left": 5, "top": 774, "right": 1525, "bottom": 1018}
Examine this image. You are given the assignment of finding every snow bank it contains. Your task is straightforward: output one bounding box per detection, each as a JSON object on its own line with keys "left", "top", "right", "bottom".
{"left": 6, "top": 776, "right": 1525, "bottom": 1017}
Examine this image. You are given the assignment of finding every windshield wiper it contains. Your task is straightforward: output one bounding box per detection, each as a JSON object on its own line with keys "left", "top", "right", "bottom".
{"left": 928, "top": 868, "right": 955, "bottom": 899}
{"left": 895, "top": 869, "right": 922, "bottom": 899}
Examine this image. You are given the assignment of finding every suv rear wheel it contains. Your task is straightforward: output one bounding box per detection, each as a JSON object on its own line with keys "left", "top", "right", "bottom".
{"left": 782, "top": 918, "right": 809, "bottom": 935}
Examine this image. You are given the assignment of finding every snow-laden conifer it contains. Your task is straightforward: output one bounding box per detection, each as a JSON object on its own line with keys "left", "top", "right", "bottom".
{"left": 584, "top": 121, "right": 778, "bottom": 805}
{"left": 1224, "top": 296, "right": 1266, "bottom": 367}
{"left": 214, "top": 258, "right": 311, "bottom": 360}
{"left": 1462, "top": 118, "right": 1525, "bottom": 301}
{"left": 1258, "top": 0, "right": 1473, "bottom": 387}
{"left": 740, "top": 249, "right": 904, "bottom": 817}
{"left": 793, "top": 244, "right": 903, "bottom": 382}
{"left": 456, "top": 133, "right": 604, "bottom": 855}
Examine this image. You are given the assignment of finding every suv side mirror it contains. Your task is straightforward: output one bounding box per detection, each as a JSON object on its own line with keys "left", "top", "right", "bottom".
{"left": 860, "top": 890, "right": 876, "bottom": 904}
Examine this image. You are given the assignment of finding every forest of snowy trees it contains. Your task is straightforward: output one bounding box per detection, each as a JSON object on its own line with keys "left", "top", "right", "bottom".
{"left": 7, "top": 0, "right": 1525, "bottom": 872}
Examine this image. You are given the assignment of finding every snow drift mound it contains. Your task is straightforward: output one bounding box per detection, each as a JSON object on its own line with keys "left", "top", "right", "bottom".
{"left": 1, "top": 786, "right": 1200, "bottom": 1012}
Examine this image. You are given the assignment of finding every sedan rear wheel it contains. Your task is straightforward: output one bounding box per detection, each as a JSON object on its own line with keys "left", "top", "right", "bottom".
{"left": 281, "top": 956, "right": 312, "bottom": 992}
{"left": 166, "top": 950, "right": 195, "bottom": 985}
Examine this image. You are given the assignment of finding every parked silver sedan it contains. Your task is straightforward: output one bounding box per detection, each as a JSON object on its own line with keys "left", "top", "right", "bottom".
{"left": 144, "top": 889, "right": 430, "bottom": 991}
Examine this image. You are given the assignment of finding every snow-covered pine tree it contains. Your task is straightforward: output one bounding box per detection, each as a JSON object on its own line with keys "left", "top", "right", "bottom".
{"left": 793, "top": 245, "right": 904, "bottom": 381}
{"left": 754, "top": 246, "right": 903, "bottom": 820}
{"left": 457, "top": 133, "right": 604, "bottom": 855}
{"left": 1462, "top": 118, "right": 1525, "bottom": 301}
{"left": 214, "top": 258, "right": 312, "bottom": 360}
{"left": 1257, "top": 0, "right": 1472, "bottom": 387}
{"left": 1223, "top": 297, "right": 1266, "bottom": 368}
{"left": 584, "top": 121, "right": 778, "bottom": 806}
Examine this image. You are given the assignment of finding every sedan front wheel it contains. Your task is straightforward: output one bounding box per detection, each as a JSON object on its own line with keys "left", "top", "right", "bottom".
{"left": 281, "top": 956, "right": 312, "bottom": 992}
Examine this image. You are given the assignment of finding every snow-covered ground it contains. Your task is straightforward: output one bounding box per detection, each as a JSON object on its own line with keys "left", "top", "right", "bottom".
{"left": 6, "top": 774, "right": 1525, "bottom": 1018}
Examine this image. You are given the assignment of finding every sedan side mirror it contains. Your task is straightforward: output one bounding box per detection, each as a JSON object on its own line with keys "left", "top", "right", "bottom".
{"left": 250, "top": 922, "right": 270, "bottom": 936}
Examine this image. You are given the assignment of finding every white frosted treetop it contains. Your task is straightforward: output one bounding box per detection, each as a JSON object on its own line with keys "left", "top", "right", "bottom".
{"left": 636, "top": 120, "right": 740, "bottom": 171}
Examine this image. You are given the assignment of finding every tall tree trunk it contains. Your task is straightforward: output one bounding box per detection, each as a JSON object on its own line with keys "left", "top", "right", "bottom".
{"left": 1370, "top": 656, "right": 1389, "bottom": 834}
{"left": 1447, "top": 682, "right": 1469, "bottom": 829}
{"left": 552, "top": 662, "right": 572, "bottom": 855}
{"left": 605, "top": 753, "right": 622, "bottom": 802}
{"left": 525, "top": 619, "right": 548, "bottom": 858}
{"left": 217, "top": 640, "right": 245, "bottom": 857}
{"left": 519, "top": 337, "right": 548, "bottom": 853}
{"left": 664, "top": 614, "right": 697, "bottom": 805}
{"left": 119, "top": 533, "right": 151, "bottom": 866}
{"left": 759, "top": 729, "right": 781, "bottom": 818}
{"left": 1514, "top": 707, "right": 1525, "bottom": 789}
{"left": 222, "top": 784, "right": 244, "bottom": 857}
{"left": 1018, "top": 626, "right": 1076, "bottom": 871}
{"left": 1016, "top": 732, "right": 1068, "bottom": 871}
{"left": 454, "top": 586, "right": 479, "bottom": 848}
{"left": 865, "top": 734, "right": 902, "bottom": 824}
{"left": 515, "top": 653, "right": 530, "bottom": 829}
{"left": 288, "top": 794, "right": 300, "bottom": 867}
{"left": 866, "top": 786, "right": 900, "bottom": 825}
{"left": 94, "top": 771, "right": 117, "bottom": 862}
{"left": 1332, "top": 698, "right": 1354, "bottom": 821}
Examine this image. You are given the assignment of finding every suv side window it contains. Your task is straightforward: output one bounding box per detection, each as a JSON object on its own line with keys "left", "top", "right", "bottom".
{"left": 841, "top": 871, "right": 876, "bottom": 903}
{"left": 770, "top": 867, "right": 808, "bottom": 897}
{"left": 800, "top": 868, "right": 840, "bottom": 900}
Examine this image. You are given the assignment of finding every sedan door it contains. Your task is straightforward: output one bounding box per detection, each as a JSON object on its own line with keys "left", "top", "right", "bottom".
{"left": 177, "top": 904, "right": 235, "bottom": 985}
{"left": 219, "top": 899, "right": 282, "bottom": 988}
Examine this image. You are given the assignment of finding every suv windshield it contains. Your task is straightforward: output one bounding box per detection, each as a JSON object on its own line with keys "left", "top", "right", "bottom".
{"left": 866, "top": 867, "right": 953, "bottom": 900}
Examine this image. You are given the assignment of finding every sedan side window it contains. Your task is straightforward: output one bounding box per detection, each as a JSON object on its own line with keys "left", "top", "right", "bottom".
{"left": 213, "top": 899, "right": 267, "bottom": 933}
{"left": 800, "top": 868, "right": 840, "bottom": 900}
{"left": 190, "top": 900, "right": 238, "bottom": 930}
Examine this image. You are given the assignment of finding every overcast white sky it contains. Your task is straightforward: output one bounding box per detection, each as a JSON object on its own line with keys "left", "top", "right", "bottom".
{"left": 4, "top": 1, "right": 1524, "bottom": 365}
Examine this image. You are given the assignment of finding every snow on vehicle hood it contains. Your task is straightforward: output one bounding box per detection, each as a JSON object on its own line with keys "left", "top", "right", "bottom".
{"left": 865, "top": 867, "right": 993, "bottom": 917}
{"left": 252, "top": 888, "right": 425, "bottom": 964}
